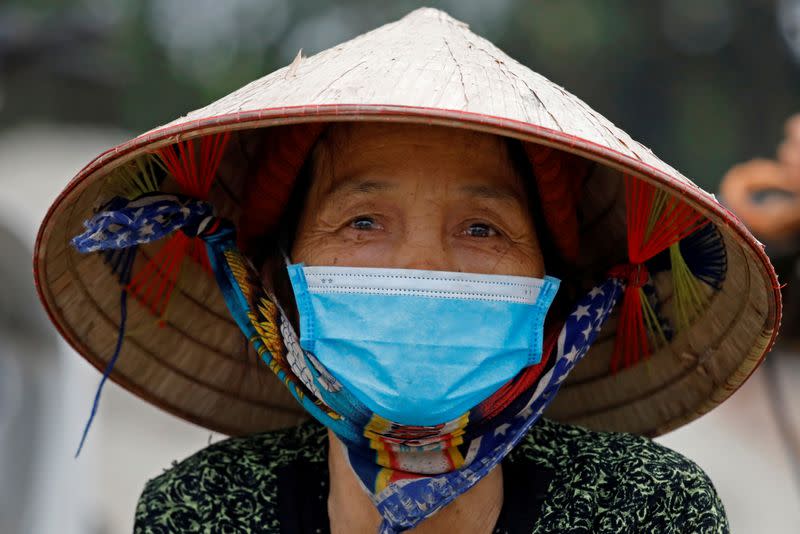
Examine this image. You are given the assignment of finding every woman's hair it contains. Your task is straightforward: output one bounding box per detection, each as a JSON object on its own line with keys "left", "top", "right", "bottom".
{"left": 506, "top": 137, "right": 576, "bottom": 321}
{"left": 259, "top": 126, "right": 578, "bottom": 329}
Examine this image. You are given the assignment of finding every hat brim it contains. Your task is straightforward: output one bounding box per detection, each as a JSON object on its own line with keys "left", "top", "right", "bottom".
{"left": 35, "top": 104, "right": 781, "bottom": 437}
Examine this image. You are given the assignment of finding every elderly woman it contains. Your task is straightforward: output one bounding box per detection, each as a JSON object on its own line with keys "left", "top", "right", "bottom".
{"left": 35, "top": 8, "right": 779, "bottom": 534}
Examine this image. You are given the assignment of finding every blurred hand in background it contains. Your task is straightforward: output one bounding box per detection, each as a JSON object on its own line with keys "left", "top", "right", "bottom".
{"left": 721, "top": 114, "right": 800, "bottom": 241}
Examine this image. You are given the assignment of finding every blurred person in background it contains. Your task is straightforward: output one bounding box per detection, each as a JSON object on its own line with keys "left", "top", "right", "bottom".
{"left": 34, "top": 7, "right": 781, "bottom": 534}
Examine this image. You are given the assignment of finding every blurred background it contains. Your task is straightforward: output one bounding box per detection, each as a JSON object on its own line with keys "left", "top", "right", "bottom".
{"left": 2, "top": 0, "right": 800, "bottom": 532}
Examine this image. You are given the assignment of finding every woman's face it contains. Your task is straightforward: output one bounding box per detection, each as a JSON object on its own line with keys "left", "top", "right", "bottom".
{"left": 291, "top": 122, "right": 544, "bottom": 277}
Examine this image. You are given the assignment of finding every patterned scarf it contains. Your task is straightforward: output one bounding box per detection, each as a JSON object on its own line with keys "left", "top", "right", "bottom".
{"left": 73, "top": 193, "right": 621, "bottom": 533}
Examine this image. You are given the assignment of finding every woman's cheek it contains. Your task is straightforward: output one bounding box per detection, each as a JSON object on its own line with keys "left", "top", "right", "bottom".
{"left": 291, "top": 228, "right": 340, "bottom": 264}
{"left": 293, "top": 229, "right": 395, "bottom": 267}
{"left": 452, "top": 240, "right": 544, "bottom": 277}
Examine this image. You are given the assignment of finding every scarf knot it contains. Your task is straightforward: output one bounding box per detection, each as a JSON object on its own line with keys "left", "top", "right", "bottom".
{"left": 72, "top": 194, "right": 217, "bottom": 253}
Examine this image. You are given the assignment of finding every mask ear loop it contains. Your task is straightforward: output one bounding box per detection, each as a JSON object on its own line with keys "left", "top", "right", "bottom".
{"left": 259, "top": 209, "right": 297, "bottom": 318}
{"left": 280, "top": 247, "right": 294, "bottom": 268}
{"left": 274, "top": 229, "right": 306, "bottom": 332}
{"left": 275, "top": 211, "right": 296, "bottom": 267}
{"left": 266, "top": 243, "right": 304, "bottom": 347}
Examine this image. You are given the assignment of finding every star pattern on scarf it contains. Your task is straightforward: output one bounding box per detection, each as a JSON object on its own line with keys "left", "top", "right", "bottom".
{"left": 72, "top": 194, "right": 213, "bottom": 253}
{"left": 559, "top": 278, "right": 623, "bottom": 377}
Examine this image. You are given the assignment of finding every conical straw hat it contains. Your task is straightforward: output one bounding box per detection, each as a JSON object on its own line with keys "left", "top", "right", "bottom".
{"left": 35, "top": 8, "right": 780, "bottom": 437}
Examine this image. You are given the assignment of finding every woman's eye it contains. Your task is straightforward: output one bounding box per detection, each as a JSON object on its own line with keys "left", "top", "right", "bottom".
{"left": 349, "top": 216, "right": 381, "bottom": 231}
{"left": 464, "top": 223, "right": 498, "bottom": 238}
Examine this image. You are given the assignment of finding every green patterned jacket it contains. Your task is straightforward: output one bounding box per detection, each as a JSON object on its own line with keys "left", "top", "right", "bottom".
{"left": 135, "top": 418, "right": 728, "bottom": 533}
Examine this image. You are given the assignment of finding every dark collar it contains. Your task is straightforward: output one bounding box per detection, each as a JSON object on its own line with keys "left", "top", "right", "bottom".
{"left": 276, "top": 455, "right": 553, "bottom": 533}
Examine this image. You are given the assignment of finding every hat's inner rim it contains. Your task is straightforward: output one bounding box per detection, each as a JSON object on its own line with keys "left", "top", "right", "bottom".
{"left": 44, "top": 120, "right": 773, "bottom": 435}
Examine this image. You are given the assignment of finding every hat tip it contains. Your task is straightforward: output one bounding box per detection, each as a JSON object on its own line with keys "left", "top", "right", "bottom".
{"left": 286, "top": 49, "right": 304, "bottom": 79}
{"left": 404, "top": 7, "right": 469, "bottom": 28}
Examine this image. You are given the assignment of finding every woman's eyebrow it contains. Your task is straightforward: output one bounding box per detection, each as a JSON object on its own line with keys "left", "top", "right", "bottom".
{"left": 459, "top": 183, "right": 525, "bottom": 204}
{"left": 324, "top": 177, "right": 398, "bottom": 198}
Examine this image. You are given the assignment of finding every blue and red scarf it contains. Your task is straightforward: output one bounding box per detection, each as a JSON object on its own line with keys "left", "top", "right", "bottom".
{"left": 74, "top": 193, "right": 622, "bottom": 533}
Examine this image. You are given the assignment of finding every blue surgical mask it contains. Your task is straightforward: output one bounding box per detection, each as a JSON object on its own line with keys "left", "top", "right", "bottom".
{"left": 286, "top": 264, "right": 560, "bottom": 426}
